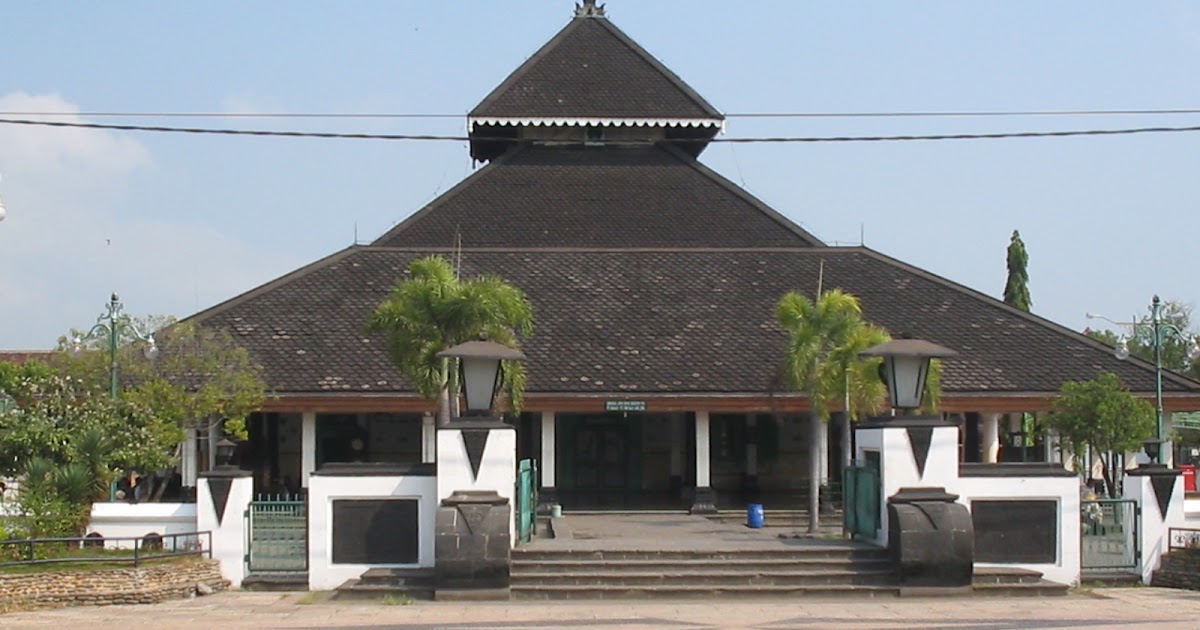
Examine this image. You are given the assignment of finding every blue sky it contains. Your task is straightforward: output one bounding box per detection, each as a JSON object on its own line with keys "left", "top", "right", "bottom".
{"left": 2, "top": 1, "right": 1200, "bottom": 349}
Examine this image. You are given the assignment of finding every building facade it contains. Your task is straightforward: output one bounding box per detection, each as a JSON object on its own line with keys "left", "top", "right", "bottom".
{"left": 185, "top": 3, "right": 1200, "bottom": 512}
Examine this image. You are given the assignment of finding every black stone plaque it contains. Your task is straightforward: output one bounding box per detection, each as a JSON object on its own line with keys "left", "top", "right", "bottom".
{"left": 972, "top": 500, "right": 1057, "bottom": 563}
{"left": 332, "top": 499, "right": 419, "bottom": 564}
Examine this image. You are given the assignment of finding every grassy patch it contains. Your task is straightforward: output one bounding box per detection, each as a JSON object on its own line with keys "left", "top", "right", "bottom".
{"left": 0, "top": 552, "right": 203, "bottom": 575}
{"left": 294, "top": 591, "right": 324, "bottom": 605}
{"left": 381, "top": 593, "right": 415, "bottom": 606}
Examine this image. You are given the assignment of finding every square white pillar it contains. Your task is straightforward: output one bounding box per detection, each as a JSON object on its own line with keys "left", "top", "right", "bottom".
{"left": 301, "top": 411, "right": 316, "bottom": 487}
{"left": 982, "top": 413, "right": 1001, "bottom": 463}
{"left": 695, "top": 411, "right": 711, "bottom": 488}
{"left": 540, "top": 411, "right": 556, "bottom": 487}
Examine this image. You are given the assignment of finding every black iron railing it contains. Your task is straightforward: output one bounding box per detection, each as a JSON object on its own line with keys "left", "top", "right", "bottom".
{"left": 0, "top": 531, "right": 211, "bottom": 568}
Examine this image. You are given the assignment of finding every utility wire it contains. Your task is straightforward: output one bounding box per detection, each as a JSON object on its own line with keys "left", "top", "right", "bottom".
{"left": 4, "top": 117, "right": 1200, "bottom": 144}
{"left": 6, "top": 108, "right": 1200, "bottom": 119}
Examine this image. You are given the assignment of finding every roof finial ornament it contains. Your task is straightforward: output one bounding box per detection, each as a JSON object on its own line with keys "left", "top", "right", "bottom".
{"left": 575, "top": 0, "right": 606, "bottom": 18}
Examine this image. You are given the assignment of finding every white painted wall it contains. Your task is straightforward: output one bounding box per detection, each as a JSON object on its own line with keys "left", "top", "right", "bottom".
{"left": 197, "top": 474, "right": 254, "bottom": 587}
{"left": 436, "top": 425, "right": 517, "bottom": 543}
{"left": 307, "top": 473, "right": 438, "bottom": 591}
{"left": 857, "top": 423, "right": 1081, "bottom": 585}
{"left": 957, "top": 475, "right": 1080, "bottom": 586}
{"left": 1123, "top": 471, "right": 1187, "bottom": 584}
{"left": 87, "top": 502, "right": 199, "bottom": 550}
{"left": 855, "top": 424, "right": 959, "bottom": 547}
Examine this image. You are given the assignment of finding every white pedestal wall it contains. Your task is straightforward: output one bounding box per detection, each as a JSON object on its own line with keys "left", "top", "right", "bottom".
{"left": 1123, "top": 469, "right": 1187, "bottom": 584}
{"left": 436, "top": 423, "right": 517, "bottom": 544}
{"left": 854, "top": 422, "right": 959, "bottom": 547}
{"left": 197, "top": 472, "right": 254, "bottom": 587}
{"left": 307, "top": 472, "right": 438, "bottom": 591}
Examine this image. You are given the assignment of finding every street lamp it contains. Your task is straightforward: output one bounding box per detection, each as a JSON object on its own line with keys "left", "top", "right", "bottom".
{"left": 436, "top": 339, "right": 526, "bottom": 417}
{"left": 860, "top": 338, "right": 957, "bottom": 415}
{"left": 71, "top": 293, "right": 159, "bottom": 400}
{"left": 1087, "top": 295, "right": 1200, "bottom": 465}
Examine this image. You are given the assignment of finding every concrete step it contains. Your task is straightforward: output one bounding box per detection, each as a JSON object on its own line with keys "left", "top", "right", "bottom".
{"left": 330, "top": 568, "right": 436, "bottom": 601}
{"left": 512, "top": 557, "right": 892, "bottom": 573}
{"left": 512, "top": 568, "right": 896, "bottom": 587}
{"left": 241, "top": 572, "right": 308, "bottom": 591}
{"left": 971, "top": 567, "right": 1070, "bottom": 597}
{"left": 511, "top": 583, "right": 900, "bottom": 599}
{"left": 512, "top": 547, "right": 887, "bottom": 563}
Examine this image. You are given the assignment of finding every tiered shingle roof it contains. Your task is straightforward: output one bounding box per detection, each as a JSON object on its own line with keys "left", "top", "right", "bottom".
{"left": 192, "top": 247, "right": 1198, "bottom": 398}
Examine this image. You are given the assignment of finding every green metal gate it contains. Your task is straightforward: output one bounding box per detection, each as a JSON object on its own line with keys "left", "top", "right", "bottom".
{"left": 516, "top": 459, "right": 538, "bottom": 545}
{"left": 245, "top": 495, "right": 308, "bottom": 573}
{"left": 843, "top": 464, "right": 880, "bottom": 540}
{"left": 1081, "top": 499, "right": 1139, "bottom": 570}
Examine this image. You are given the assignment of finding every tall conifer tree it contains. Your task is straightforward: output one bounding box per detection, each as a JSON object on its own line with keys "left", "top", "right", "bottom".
{"left": 1004, "top": 230, "right": 1032, "bottom": 311}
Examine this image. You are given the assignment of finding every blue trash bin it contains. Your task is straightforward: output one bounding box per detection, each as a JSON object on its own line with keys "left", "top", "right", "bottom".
{"left": 747, "top": 503, "right": 764, "bottom": 528}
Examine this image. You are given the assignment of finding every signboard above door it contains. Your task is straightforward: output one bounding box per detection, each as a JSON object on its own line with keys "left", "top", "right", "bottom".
{"left": 605, "top": 400, "right": 646, "bottom": 412}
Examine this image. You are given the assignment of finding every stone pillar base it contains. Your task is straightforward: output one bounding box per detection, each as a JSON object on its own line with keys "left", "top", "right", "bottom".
{"left": 689, "top": 486, "right": 718, "bottom": 515}
{"left": 887, "top": 487, "right": 973, "bottom": 594}
{"left": 435, "top": 490, "right": 511, "bottom": 599}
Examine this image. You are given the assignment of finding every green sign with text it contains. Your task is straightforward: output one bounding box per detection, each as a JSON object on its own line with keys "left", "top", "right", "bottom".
{"left": 606, "top": 400, "right": 646, "bottom": 412}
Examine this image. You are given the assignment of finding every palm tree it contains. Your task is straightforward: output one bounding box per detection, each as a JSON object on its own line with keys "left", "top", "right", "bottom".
{"left": 367, "top": 255, "right": 533, "bottom": 425}
{"left": 830, "top": 323, "right": 891, "bottom": 481}
{"left": 776, "top": 288, "right": 874, "bottom": 533}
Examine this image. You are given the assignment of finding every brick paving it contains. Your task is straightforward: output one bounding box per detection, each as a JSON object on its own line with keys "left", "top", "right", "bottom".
{"left": 3, "top": 588, "right": 1200, "bottom": 629}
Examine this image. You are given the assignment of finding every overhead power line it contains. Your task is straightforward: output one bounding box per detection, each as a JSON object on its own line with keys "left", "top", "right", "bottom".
{"left": 6, "top": 108, "right": 1200, "bottom": 119}
{"left": 4, "top": 117, "right": 1200, "bottom": 144}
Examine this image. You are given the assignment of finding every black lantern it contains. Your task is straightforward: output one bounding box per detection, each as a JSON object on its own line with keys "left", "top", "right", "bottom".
{"left": 1142, "top": 438, "right": 1164, "bottom": 465}
{"left": 215, "top": 437, "right": 237, "bottom": 468}
{"left": 437, "top": 340, "right": 527, "bottom": 416}
{"left": 860, "top": 338, "right": 957, "bottom": 413}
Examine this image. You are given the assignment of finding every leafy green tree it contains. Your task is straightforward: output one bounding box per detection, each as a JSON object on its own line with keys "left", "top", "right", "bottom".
{"left": 0, "top": 362, "right": 177, "bottom": 535}
{"left": 59, "top": 319, "right": 268, "bottom": 487}
{"left": 777, "top": 288, "right": 880, "bottom": 533}
{"left": 1004, "top": 229, "right": 1031, "bottom": 311}
{"left": 367, "top": 255, "right": 534, "bottom": 425}
{"left": 1046, "top": 372, "right": 1155, "bottom": 496}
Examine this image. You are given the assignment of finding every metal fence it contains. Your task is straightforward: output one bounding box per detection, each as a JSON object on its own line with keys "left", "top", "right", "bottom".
{"left": 1081, "top": 499, "right": 1139, "bottom": 570}
{"left": 0, "top": 531, "right": 211, "bottom": 568}
{"left": 1167, "top": 527, "right": 1200, "bottom": 552}
{"left": 245, "top": 496, "right": 307, "bottom": 573}
{"left": 842, "top": 464, "right": 880, "bottom": 540}
{"left": 516, "top": 459, "right": 538, "bottom": 545}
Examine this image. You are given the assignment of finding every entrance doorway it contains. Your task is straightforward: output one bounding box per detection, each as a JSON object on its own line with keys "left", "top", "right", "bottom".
{"left": 573, "top": 422, "right": 628, "bottom": 507}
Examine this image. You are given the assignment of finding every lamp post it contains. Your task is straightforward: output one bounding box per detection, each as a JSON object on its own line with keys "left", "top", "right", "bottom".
{"left": 1087, "top": 295, "right": 1200, "bottom": 465}
{"left": 860, "top": 338, "right": 957, "bottom": 415}
{"left": 435, "top": 339, "right": 527, "bottom": 419}
{"left": 71, "top": 293, "right": 159, "bottom": 400}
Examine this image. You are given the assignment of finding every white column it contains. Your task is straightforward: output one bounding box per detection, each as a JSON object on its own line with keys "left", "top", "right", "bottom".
{"left": 695, "top": 411, "right": 711, "bottom": 487}
{"left": 421, "top": 412, "right": 436, "bottom": 463}
{"left": 300, "top": 411, "right": 316, "bottom": 487}
{"left": 540, "top": 411, "right": 556, "bottom": 487}
{"left": 745, "top": 415, "right": 758, "bottom": 476}
{"left": 817, "top": 418, "right": 829, "bottom": 486}
{"left": 982, "top": 413, "right": 1001, "bottom": 463}
{"left": 181, "top": 429, "right": 198, "bottom": 488}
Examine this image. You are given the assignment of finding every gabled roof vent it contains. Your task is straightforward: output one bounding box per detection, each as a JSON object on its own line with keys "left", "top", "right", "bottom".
{"left": 575, "top": 0, "right": 606, "bottom": 18}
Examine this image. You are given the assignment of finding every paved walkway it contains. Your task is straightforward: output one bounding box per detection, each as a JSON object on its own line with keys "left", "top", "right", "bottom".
{"left": 4, "top": 588, "right": 1200, "bottom": 629}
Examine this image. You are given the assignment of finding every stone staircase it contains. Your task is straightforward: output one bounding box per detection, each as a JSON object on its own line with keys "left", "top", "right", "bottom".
{"left": 511, "top": 546, "right": 899, "bottom": 599}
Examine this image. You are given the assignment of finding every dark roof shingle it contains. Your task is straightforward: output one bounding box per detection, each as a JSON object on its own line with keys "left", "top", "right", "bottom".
{"left": 469, "top": 16, "right": 722, "bottom": 121}
{"left": 373, "top": 145, "right": 823, "bottom": 249}
{"left": 189, "top": 247, "right": 1197, "bottom": 397}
